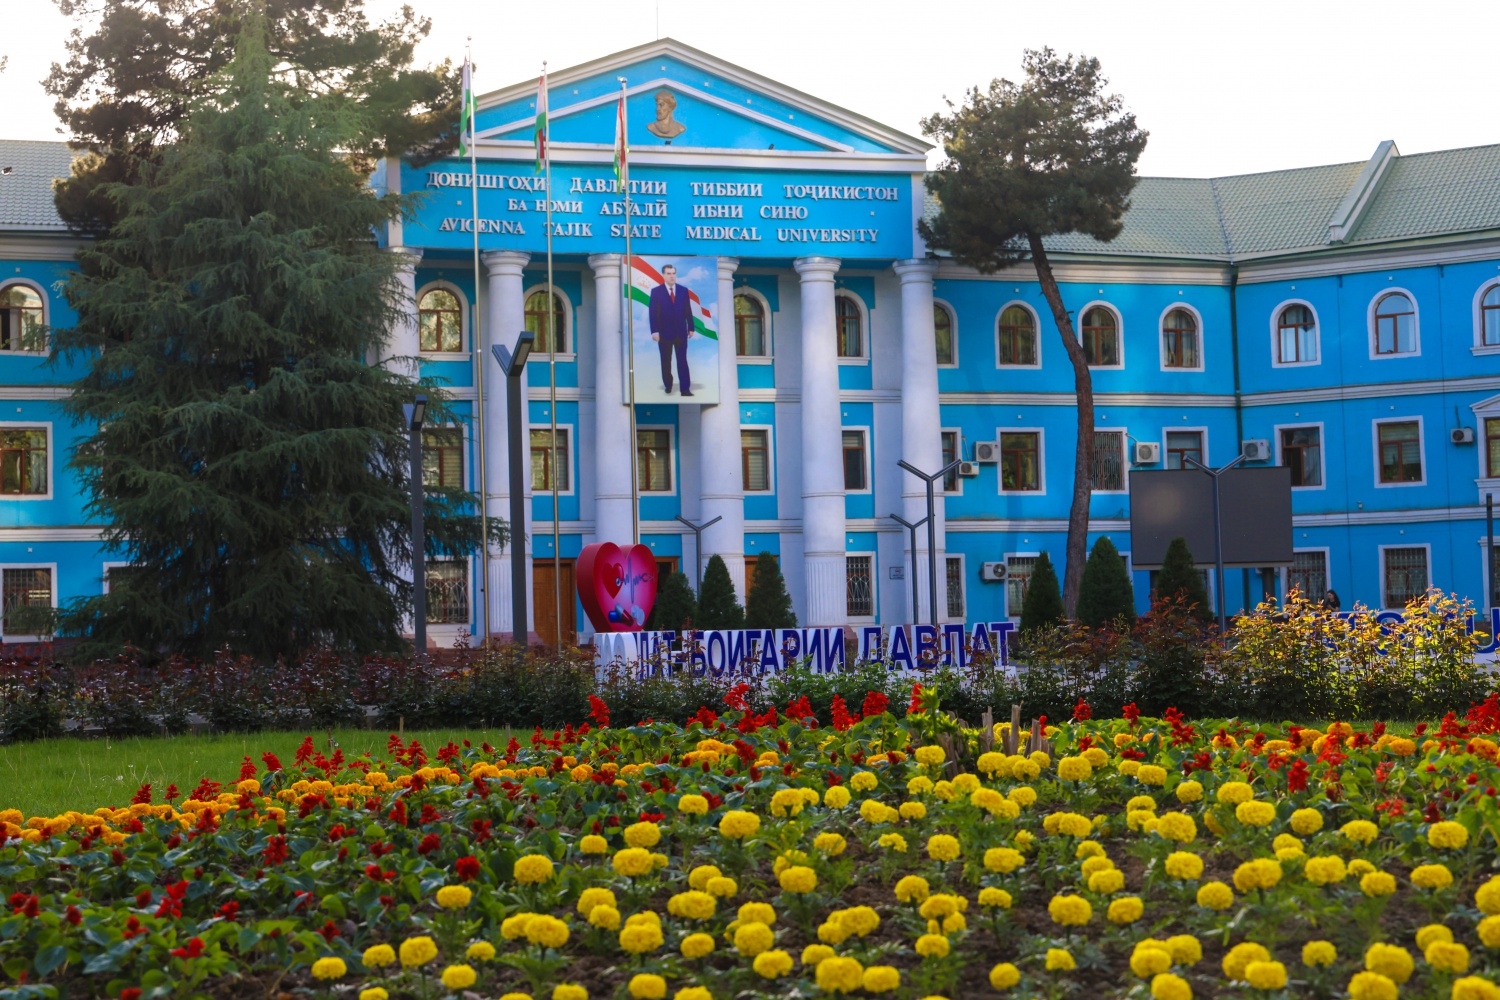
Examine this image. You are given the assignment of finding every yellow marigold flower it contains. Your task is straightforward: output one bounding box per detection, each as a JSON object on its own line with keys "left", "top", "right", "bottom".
{"left": 1047, "top": 894, "right": 1092, "bottom": 926}
{"left": 700, "top": 876, "right": 734, "bottom": 898}
{"left": 363, "top": 944, "right": 397, "bottom": 968}
{"left": 436, "top": 884, "right": 472, "bottom": 909}
{"left": 1245, "top": 960, "right": 1287, "bottom": 990}
{"left": 1233, "top": 858, "right": 1282, "bottom": 892}
{"left": 1478, "top": 877, "right": 1500, "bottom": 914}
{"left": 588, "top": 906, "right": 621, "bottom": 930}
{"left": 677, "top": 794, "right": 709, "bottom": 815}
{"left": 1014, "top": 829, "right": 1036, "bottom": 851}
{"left": 466, "top": 941, "right": 495, "bottom": 962}
{"left": 624, "top": 974, "right": 666, "bottom": 1000}
{"left": 1216, "top": 781, "right": 1254, "bottom": 805}
{"left": 1479, "top": 915, "right": 1500, "bottom": 948}
{"left": 895, "top": 875, "right": 930, "bottom": 903}
{"left": 624, "top": 821, "right": 662, "bottom": 848}
{"left": 1223, "top": 942, "right": 1271, "bottom": 982}
{"left": 1428, "top": 820, "right": 1470, "bottom": 849}
{"left": 579, "top": 835, "right": 608, "bottom": 855}
{"left": 1058, "top": 756, "right": 1092, "bottom": 781}
{"left": 872, "top": 831, "right": 905, "bottom": 853}
{"left": 719, "top": 810, "right": 760, "bottom": 838}
{"left": 1005, "top": 784, "right": 1036, "bottom": 807}
{"left": 671, "top": 990, "right": 708, "bottom": 1000}
{"left": 1131, "top": 946, "right": 1172, "bottom": 977}
{"left": 360, "top": 989, "right": 390, "bottom": 1000}
{"left": 1349, "top": 858, "right": 1376, "bottom": 876}
{"left": 1426, "top": 941, "right": 1470, "bottom": 974}
{"left": 926, "top": 834, "right": 960, "bottom": 862}
{"left": 918, "top": 894, "right": 966, "bottom": 919}
{"left": 898, "top": 800, "right": 926, "bottom": 821}
{"left": 850, "top": 770, "right": 878, "bottom": 791}
{"left": 733, "top": 921, "right": 774, "bottom": 956}
{"left": 778, "top": 866, "right": 817, "bottom": 894}
{"left": 680, "top": 932, "right": 715, "bottom": 959}
{"left": 620, "top": 922, "right": 664, "bottom": 954}
{"left": 1164, "top": 851, "right": 1203, "bottom": 880}
{"left": 737, "top": 901, "right": 776, "bottom": 926}
{"left": 916, "top": 933, "right": 950, "bottom": 958}
{"left": 1137, "top": 764, "right": 1167, "bottom": 786}
{"left": 815, "top": 956, "right": 864, "bottom": 994}
{"left": 441, "top": 965, "right": 477, "bottom": 990}
{"left": 1387, "top": 737, "right": 1416, "bottom": 756}
{"left": 952, "top": 772, "right": 980, "bottom": 794}
{"left": 1364, "top": 942, "right": 1415, "bottom": 984}
{"left": 1341, "top": 819, "right": 1379, "bottom": 845}
{"left": 907, "top": 775, "right": 934, "bottom": 796}
{"left": 752, "top": 949, "right": 793, "bottom": 979}
{"left": 553, "top": 985, "right": 589, "bottom": 1000}
{"left": 802, "top": 943, "right": 835, "bottom": 966}
{"left": 769, "top": 788, "right": 806, "bottom": 817}
{"left": 1150, "top": 972, "right": 1193, "bottom": 1000}
{"left": 399, "top": 936, "right": 438, "bottom": 967}
{"left": 311, "top": 957, "right": 346, "bottom": 980}
{"left": 667, "top": 891, "right": 717, "bottom": 921}
{"left": 1416, "top": 924, "right": 1453, "bottom": 950}
{"left": 1452, "top": 976, "right": 1500, "bottom": 1000}
{"left": 1235, "top": 800, "right": 1276, "bottom": 827}
{"left": 1045, "top": 948, "right": 1075, "bottom": 971}
{"left": 1412, "top": 864, "right": 1454, "bottom": 889}
{"left": 1076, "top": 839, "right": 1105, "bottom": 859}
{"left": 1089, "top": 868, "right": 1125, "bottom": 893}
{"left": 1302, "top": 940, "right": 1336, "bottom": 967}
{"left": 1304, "top": 855, "right": 1346, "bottom": 885}
{"left": 1107, "top": 897, "right": 1144, "bottom": 924}
{"left": 915, "top": 745, "right": 945, "bottom": 766}
{"left": 1360, "top": 871, "right": 1397, "bottom": 896}
{"left": 1014, "top": 757, "right": 1043, "bottom": 780}
{"left": 985, "top": 846, "right": 1024, "bottom": 872}
{"left": 1347, "top": 971, "right": 1399, "bottom": 1000}
{"left": 525, "top": 915, "right": 570, "bottom": 949}
{"left": 1031, "top": 750, "right": 1052, "bottom": 767}
{"left": 1166, "top": 935, "right": 1202, "bottom": 965}
{"left": 977, "top": 751, "right": 1006, "bottom": 775}
{"left": 1051, "top": 812, "right": 1092, "bottom": 838}
{"left": 685, "top": 865, "right": 721, "bottom": 890}
{"left": 1156, "top": 811, "right": 1197, "bottom": 843}
{"left": 612, "top": 848, "right": 654, "bottom": 877}
{"left": 1083, "top": 746, "right": 1109, "bottom": 767}
{"left": 989, "top": 962, "right": 1020, "bottom": 989}
{"left": 1176, "top": 780, "right": 1203, "bottom": 802}
{"left": 1289, "top": 807, "right": 1324, "bottom": 835}
{"left": 978, "top": 887, "right": 1013, "bottom": 909}
{"left": 824, "top": 785, "right": 851, "bottom": 808}
{"left": 1196, "top": 881, "right": 1234, "bottom": 910}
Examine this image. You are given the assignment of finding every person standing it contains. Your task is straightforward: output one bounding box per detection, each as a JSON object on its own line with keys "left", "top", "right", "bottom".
{"left": 1322, "top": 589, "right": 1341, "bottom": 612}
{"left": 649, "top": 263, "right": 694, "bottom": 396}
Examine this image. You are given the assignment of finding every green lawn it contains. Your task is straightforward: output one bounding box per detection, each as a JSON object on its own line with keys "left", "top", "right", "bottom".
{"left": 0, "top": 727, "right": 513, "bottom": 819}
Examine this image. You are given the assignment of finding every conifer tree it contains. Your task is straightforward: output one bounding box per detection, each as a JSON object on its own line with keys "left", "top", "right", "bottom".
{"left": 745, "top": 555, "right": 798, "bottom": 630}
{"left": 53, "top": 21, "right": 492, "bottom": 660}
{"left": 1155, "top": 537, "right": 1212, "bottom": 619}
{"left": 1019, "top": 552, "right": 1065, "bottom": 633}
{"left": 647, "top": 571, "right": 698, "bottom": 634}
{"left": 696, "top": 555, "right": 745, "bottom": 629}
{"left": 1076, "top": 535, "right": 1137, "bottom": 629}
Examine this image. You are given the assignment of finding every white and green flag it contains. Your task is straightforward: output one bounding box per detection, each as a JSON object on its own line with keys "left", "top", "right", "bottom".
{"left": 613, "top": 84, "right": 628, "bottom": 186}
{"left": 534, "top": 68, "right": 548, "bottom": 172}
{"left": 457, "top": 58, "right": 477, "bottom": 157}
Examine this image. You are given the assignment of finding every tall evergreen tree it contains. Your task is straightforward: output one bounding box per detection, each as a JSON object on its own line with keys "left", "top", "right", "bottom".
{"left": 696, "top": 554, "right": 745, "bottom": 629}
{"left": 1076, "top": 535, "right": 1136, "bottom": 629}
{"left": 921, "top": 50, "right": 1147, "bottom": 617}
{"left": 1019, "top": 552, "right": 1065, "bottom": 633}
{"left": 1155, "top": 537, "right": 1212, "bottom": 619}
{"left": 745, "top": 555, "right": 798, "bottom": 630}
{"left": 646, "top": 571, "right": 698, "bottom": 634}
{"left": 52, "top": 20, "right": 492, "bottom": 660}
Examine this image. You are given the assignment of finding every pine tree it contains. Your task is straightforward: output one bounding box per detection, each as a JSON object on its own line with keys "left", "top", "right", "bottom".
{"left": 1155, "top": 537, "right": 1212, "bottom": 619}
{"left": 745, "top": 555, "right": 798, "bottom": 630}
{"left": 1076, "top": 536, "right": 1137, "bottom": 629}
{"left": 696, "top": 555, "right": 745, "bottom": 629}
{"left": 52, "top": 21, "right": 492, "bottom": 660}
{"left": 647, "top": 572, "right": 698, "bottom": 634}
{"left": 1019, "top": 552, "right": 1065, "bottom": 633}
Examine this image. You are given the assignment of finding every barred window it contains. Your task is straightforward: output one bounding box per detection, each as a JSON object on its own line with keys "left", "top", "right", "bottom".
{"left": 0, "top": 285, "right": 45, "bottom": 353}
{"left": 425, "top": 560, "right": 469, "bottom": 625}
{"left": 422, "top": 428, "right": 464, "bottom": 489}
{"left": 418, "top": 288, "right": 462, "bottom": 353}
{"left": 0, "top": 429, "right": 47, "bottom": 495}
{"left": 2, "top": 568, "right": 51, "bottom": 635}
{"left": 1092, "top": 430, "right": 1124, "bottom": 491}
{"left": 846, "top": 556, "right": 873, "bottom": 618}
{"left": 1288, "top": 551, "right": 1327, "bottom": 603}
{"left": 524, "top": 289, "right": 567, "bottom": 353}
{"left": 1382, "top": 547, "right": 1427, "bottom": 609}
{"left": 531, "top": 428, "right": 571, "bottom": 492}
{"left": 945, "top": 556, "right": 965, "bottom": 620}
{"left": 637, "top": 429, "right": 673, "bottom": 492}
{"left": 1005, "top": 556, "right": 1036, "bottom": 619}
{"left": 741, "top": 429, "right": 770, "bottom": 491}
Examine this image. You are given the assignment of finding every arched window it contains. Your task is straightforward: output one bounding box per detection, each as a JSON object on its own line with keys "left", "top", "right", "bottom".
{"left": 997, "top": 305, "right": 1037, "bottom": 366}
{"left": 1373, "top": 292, "right": 1416, "bottom": 355}
{"left": 417, "top": 288, "right": 462, "bottom": 353}
{"left": 1276, "top": 304, "right": 1318, "bottom": 364}
{"left": 1081, "top": 306, "right": 1119, "bottom": 366}
{"left": 525, "top": 289, "right": 567, "bottom": 354}
{"left": 0, "top": 285, "right": 45, "bottom": 353}
{"left": 934, "top": 303, "right": 955, "bottom": 366}
{"left": 1161, "top": 308, "right": 1199, "bottom": 368}
{"left": 1484, "top": 285, "right": 1500, "bottom": 347}
{"left": 835, "top": 293, "right": 863, "bottom": 358}
{"left": 734, "top": 293, "right": 766, "bottom": 356}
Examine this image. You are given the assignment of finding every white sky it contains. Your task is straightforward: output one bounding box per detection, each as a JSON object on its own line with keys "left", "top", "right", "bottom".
{"left": 1, "top": 0, "right": 1496, "bottom": 178}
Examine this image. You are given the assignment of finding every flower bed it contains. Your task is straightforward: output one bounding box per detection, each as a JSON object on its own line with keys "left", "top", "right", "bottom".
{"left": 6, "top": 688, "right": 1500, "bottom": 999}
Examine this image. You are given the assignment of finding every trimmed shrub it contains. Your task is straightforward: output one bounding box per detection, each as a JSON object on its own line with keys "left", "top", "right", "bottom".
{"left": 1155, "top": 537, "right": 1211, "bottom": 619}
{"left": 745, "top": 554, "right": 797, "bottom": 630}
{"left": 1019, "top": 552, "right": 1064, "bottom": 632}
{"left": 1076, "top": 536, "right": 1136, "bottom": 628}
{"left": 696, "top": 555, "right": 745, "bottom": 629}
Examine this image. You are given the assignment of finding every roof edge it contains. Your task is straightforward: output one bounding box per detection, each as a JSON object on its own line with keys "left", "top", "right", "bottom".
{"left": 1327, "top": 140, "right": 1399, "bottom": 244}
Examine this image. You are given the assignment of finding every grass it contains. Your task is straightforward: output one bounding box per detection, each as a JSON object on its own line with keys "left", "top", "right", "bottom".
{"left": 0, "top": 727, "right": 513, "bottom": 819}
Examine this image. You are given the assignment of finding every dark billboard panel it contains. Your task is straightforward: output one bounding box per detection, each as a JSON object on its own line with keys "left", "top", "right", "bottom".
{"left": 1130, "top": 466, "right": 1293, "bottom": 569}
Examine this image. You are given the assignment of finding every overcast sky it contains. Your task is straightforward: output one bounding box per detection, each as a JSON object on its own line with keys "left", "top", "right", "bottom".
{"left": 2, "top": 0, "right": 1495, "bottom": 178}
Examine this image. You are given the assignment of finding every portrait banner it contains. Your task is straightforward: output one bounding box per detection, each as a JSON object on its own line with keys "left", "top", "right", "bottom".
{"left": 624, "top": 255, "right": 720, "bottom": 405}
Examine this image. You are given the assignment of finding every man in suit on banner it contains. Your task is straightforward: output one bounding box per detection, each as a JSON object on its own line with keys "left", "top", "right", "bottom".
{"left": 649, "top": 263, "right": 694, "bottom": 396}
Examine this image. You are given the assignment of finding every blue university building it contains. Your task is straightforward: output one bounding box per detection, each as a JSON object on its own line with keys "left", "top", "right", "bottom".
{"left": 3, "top": 39, "right": 1500, "bottom": 644}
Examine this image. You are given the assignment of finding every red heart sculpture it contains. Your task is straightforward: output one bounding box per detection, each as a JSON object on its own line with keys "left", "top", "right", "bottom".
{"left": 577, "top": 542, "right": 658, "bottom": 632}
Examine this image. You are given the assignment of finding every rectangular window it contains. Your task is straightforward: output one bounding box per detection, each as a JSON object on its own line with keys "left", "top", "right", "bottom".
{"left": 422, "top": 428, "right": 464, "bottom": 489}
{"left": 1383, "top": 546, "right": 1428, "bottom": 608}
{"left": 941, "top": 431, "right": 960, "bottom": 492}
{"left": 741, "top": 429, "right": 770, "bottom": 492}
{"left": 1166, "top": 431, "right": 1203, "bottom": 470}
{"left": 1377, "top": 421, "right": 1422, "bottom": 483}
{"left": 637, "top": 429, "right": 672, "bottom": 492}
{"left": 1288, "top": 550, "right": 1328, "bottom": 602}
{"left": 1000, "top": 432, "right": 1040, "bottom": 491}
{"left": 2, "top": 568, "right": 52, "bottom": 635}
{"left": 842, "top": 430, "right": 867, "bottom": 491}
{"left": 1092, "top": 430, "right": 1125, "bottom": 491}
{"left": 945, "top": 556, "right": 965, "bottom": 619}
{"left": 1486, "top": 417, "right": 1500, "bottom": 478}
{"left": 1005, "top": 555, "right": 1036, "bottom": 618}
{"left": 0, "top": 429, "right": 46, "bottom": 495}
{"left": 846, "top": 555, "right": 873, "bottom": 618}
{"left": 531, "top": 428, "right": 571, "bottom": 492}
{"left": 425, "top": 560, "right": 469, "bottom": 625}
{"left": 1280, "top": 426, "right": 1323, "bottom": 487}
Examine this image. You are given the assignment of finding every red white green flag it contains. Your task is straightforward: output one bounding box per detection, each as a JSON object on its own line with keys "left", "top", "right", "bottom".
{"left": 533, "top": 68, "right": 548, "bottom": 173}
{"left": 613, "top": 85, "right": 628, "bottom": 187}
{"left": 628, "top": 256, "right": 716, "bottom": 340}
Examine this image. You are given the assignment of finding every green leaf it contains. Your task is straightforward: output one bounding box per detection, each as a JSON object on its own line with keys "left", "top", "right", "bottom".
{"left": 32, "top": 945, "right": 67, "bottom": 976}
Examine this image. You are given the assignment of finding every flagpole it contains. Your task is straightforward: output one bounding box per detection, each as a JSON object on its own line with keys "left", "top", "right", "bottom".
{"left": 464, "top": 43, "right": 493, "bottom": 649}
{"left": 542, "top": 62, "right": 562, "bottom": 647}
{"left": 619, "top": 77, "right": 640, "bottom": 546}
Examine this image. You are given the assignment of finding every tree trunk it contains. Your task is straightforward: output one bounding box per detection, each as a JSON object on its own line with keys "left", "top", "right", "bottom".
{"left": 1027, "top": 232, "right": 1093, "bottom": 619}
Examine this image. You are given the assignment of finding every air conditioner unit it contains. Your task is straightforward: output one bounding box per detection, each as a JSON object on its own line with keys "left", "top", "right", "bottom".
{"left": 973, "top": 441, "right": 1001, "bottom": 463}
{"left": 979, "top": 562, "right": 1008, "bottom": 582}
{"left": 1133, "top": 441, "right": 1161, "bottom": 465}
{"left": 957, "top": 461, "right": 980, "bottom": 478}
{"left": 1241, "top": 439, "right": 1271, "bottom": 462}
{"left": 1453, "top": 426, "right": 1476, "bottom": 445}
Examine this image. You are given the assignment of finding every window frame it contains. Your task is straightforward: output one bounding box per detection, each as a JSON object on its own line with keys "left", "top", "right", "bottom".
{"left": 1003, "top": 552, "right": 1041, "bottom": 621}
{"left": 834, "top": 291, "right": 868, "bottom": 363}
{"left": 1273, "top": 421, "right": 1327, "bottom": 491}
{"left": 844, "top": 551, "right": 878, "bottom": 623}
{"left": 1158, "top": 302, "right": 1204, "bottom": 372}
{"left": 529, "top": 424, "right": 576, "bottom": 496}
{"left": 994, "top": 300, "right": 1041, "bottom": 370}
{"left": 0, "top": 423, "right": 53, "bottom": 501}
{"left": 732, "top": 286, "right": 773, "bottom": 362}
{"left": 1379, "top": 543, "right": 1431, "bottom": 611}
{"left": 941, "top": 427, "right": 963, "bottom": 495}
{"left": 1482, "top": 538, "right": 1500, "bottom": 611}
{"left": 1077, "top": 301, "right": 1123, "bottom": 370}
{"left": 1372, "top": 416, "right": 1426, "bottom": 488}
{"left": 1270, "top": 299, "right": 1321, "bottom": 368}
{"left": 635, "top": 424, "right": 676, "bottom": 495}
{"left": 739, "top": 424, "right": 774, "bottom": 493}
{"left": 1368, "top": 288, "right": 1421, "bottom": 360}
{"left": 1281, "top": 547, "right": 1331, "bottom": 604}
{"left": 944, "top": 553, "right": 966, "bottom": 621}
{"left": 415, "top": 281, "right": 469, "bottom": 356}
{"left": 0, "top": 563, "right": 57, "bottom": 643}
{"left": 422, "top": 424, "right": 468, "bottom": 491}
{"left": 933, "top": 298, "right": 958, "bottom": 368}
{"left": 0, "top": 280, "right": 49, "bottom": 355}
{"left": 996, "top": 427, "right": 1045, "bottom": 495}
{"left": 840, "top": 427, "right": 872, "bottom": 495}
{"left": 1091, "top": 426, "right": 1129, "bottom": 494}
{"left": 1162, "top": 427, "right": 1208, "bottom": 472}
{"left": 1473, "top": 279, "right": 1500, "bottom": 355}
{"left": 521, "top": 283, "right": 575, "bottom": 358}
{"left": 424, "top": 556, "right": 473, "bottom": 627}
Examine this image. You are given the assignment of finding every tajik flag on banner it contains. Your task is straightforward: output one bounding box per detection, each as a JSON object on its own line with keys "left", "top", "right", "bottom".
{"left": 629, "top": 256, "right": 716, "bottom": 340}
{"left": 613, "top": 87, "right": 628, "bottom": 186}
{"left": 458, "top": 58, "right": 477, "bottom": 156}
{"left": 533, "top": 68, "right": 548, "bottom": 172}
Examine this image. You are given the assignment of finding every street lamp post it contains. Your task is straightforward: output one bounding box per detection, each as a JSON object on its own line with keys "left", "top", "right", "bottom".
{"left": 897, "top": 459, "right": 964, "bottom": 629}
{"left": 888, "top": 513, "right": 928, "bottom": 624}
{"left": 1183, "top": 453, "right": 1245, "bottom": 632}
{"left": 403, "top": 395, "right": 428, "bottom": 655}
{"left": 493, "top": 333, "right": 535, "bottom": 645}
{"left": 673, "top": 515, "right": 723, "bottom": 595}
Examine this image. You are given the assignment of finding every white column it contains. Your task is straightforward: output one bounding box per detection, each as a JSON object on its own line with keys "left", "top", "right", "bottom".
{"left": 699, "top": 258, "right": 746, "bottom": 597}
{"left": 793, "top": 256, "right": 846, "bottom": 627}
{"left": 481, "top": 250, "right": 532, "bottom": 639}
{"left": 589, "top": 254, "right": 635, "bottom": 546}
{"left": 894, "top": 259, "right": 946, "bottom": 624}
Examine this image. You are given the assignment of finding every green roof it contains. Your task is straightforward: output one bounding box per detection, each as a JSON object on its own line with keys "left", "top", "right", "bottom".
{"left": 0, "top": 140, "right": 74, "bottom": 233}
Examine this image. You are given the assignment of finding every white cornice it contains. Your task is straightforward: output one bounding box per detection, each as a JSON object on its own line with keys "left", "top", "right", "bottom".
{"left": 1292, "top": 506, "right": 1489, "bottom": 527}
{"left": 932, "top": 260, "right": 1234, "bottom": 287}
{"left": 0, "top": 236, "right": 84, "bottom": 261}
{"left": 1237, "top": 236, "right": 1500, "bottom": 283}
{"left": 0, "top": 385, "right": 72, "bottom": 400}
{"left": 466, "top": 139, "right": 926, "bottom": 174}
{"left": 940, "top": 391, "right": 1236, "bottom": 408}
{"left": 947, "top": 518, "right": 1131, "bottom": 533}
{"left": 1242, "top": 375, "right": 1500, "bottom": 408}
{"left": 0, "top": 526, "right": 102, "bottom": 542}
